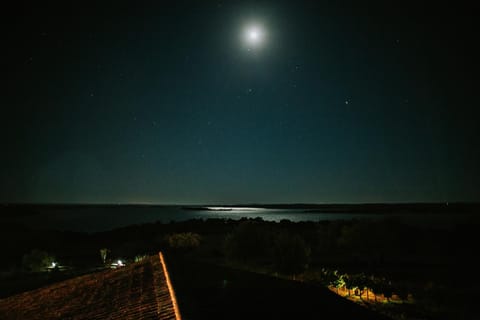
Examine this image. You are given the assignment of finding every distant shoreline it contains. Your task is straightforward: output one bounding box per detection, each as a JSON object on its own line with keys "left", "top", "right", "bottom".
{"left": 2, "top": 202, "right": 479, "bottom": 214}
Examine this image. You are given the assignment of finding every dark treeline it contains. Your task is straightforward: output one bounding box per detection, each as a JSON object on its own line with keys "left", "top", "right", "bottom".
{"left": 2, "top": 213, "right": 478, "bottom": 276}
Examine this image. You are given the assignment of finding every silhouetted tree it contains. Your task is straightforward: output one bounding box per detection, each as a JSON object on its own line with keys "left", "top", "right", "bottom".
{"left": 369, "top": 276, "right": 381, "bottom": 302}
{"left": 396, "top": 284, "right": 410, "bottom": 303}
{"left": 224, "top": 221, "right": 272, "bottom": 264}
{"left": 351, "top": 273, "right": 368, "bottom": 299}
{"left": 343, "top": 274, "right": 356, "bottom": 297}
{"left": 166, "top": 232, "right": 201, "bottom": 250}
{"left": 378, "top": 278, "right": 394, "bottom": 302}
{"left": 272, "top": 231, "right": 311, "bottom": 275}
{"left": 22, "top": 249, "right": 55, "bottom": 272}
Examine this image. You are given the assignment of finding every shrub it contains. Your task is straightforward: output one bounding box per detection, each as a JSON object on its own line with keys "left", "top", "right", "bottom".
{"left": 166, "top": 232, "right": 202, "bottom": 250}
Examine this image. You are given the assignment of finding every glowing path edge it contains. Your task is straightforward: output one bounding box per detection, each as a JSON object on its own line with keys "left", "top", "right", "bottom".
{"left": 159, "top": 252, "right": 182, "bottom": 320}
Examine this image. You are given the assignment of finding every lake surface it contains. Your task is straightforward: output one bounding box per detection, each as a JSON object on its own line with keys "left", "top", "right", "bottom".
{"left": 5, "top": 205, "right": 477, "bottom": 233}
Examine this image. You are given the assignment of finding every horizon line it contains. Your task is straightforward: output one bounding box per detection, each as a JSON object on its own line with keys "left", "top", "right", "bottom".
{"left": 2, "top": 201, "right": 478, "bottom": 206}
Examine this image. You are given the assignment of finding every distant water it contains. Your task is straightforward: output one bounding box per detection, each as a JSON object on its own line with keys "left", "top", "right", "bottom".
{"left": 5, "top": 205, "right": 477, "bottom": 233}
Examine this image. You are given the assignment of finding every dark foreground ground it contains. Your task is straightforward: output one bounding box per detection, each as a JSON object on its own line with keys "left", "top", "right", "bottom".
{"left": 168, "top": 257, "right": 391, "bottom": 320}
{"left": 2, "top": 203, "right": 479, "bottom": 319}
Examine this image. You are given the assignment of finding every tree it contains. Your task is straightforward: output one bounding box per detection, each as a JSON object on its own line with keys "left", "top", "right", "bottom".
{"left": 353, "top": 273, "right": 371, "bottom": 300}
{"left": 166, "top": 232, "right": 201, "bottom": 250}
{"left": 396, "top": 284, "right": 410, "bottom": 303}
{"left": 333, "top": 272, "right": 346, "bottom": 295}
{"left": 363, "top": 275, "right": 377, "bottom": 301}
{"left": 321, "top": 268, "right": 338, "bottom": 287}
{"left": 343, "top": 274, "right": 355, "bottom": 297}
{"left": 377, "top": 278, "right": 394, "bottom": 302}
{"left": 271, "top": 231, "right": 311, "bottom": 275}
{"left": 383, "top": 285, "right": 394, "bottom": 302}
{"left": 22, "top": 249, "right": 55, "bottom": 272}
{"left": 134, "top": 254, "right": 148, "bottom": 262}
{"left": 100, "top": 248, "right": 109, "bottom": 264}
{"left": 368, "top": 276, "right": 381, "bottom": 303}
{"left": 224, "top": 221, "right": 272, "bottom": 264}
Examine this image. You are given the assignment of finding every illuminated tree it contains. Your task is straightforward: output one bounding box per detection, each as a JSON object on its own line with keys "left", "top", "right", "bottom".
{"left": 333, "top": 272, "right": 346, "bottom": 295}
{"left": 100, "top": 248, "right": 109, "bottom": 264}
{"left": 321, "top": 268, "right": 337, "bottom": 287}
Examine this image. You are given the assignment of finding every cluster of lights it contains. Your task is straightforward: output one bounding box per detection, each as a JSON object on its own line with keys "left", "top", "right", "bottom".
{"left": 111, "top": 259, "right": 125, "bottom": 268}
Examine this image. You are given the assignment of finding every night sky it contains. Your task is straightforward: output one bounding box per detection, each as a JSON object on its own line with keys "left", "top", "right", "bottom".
{"left": 2, "top": 1, "right": 478, "bottom": 204}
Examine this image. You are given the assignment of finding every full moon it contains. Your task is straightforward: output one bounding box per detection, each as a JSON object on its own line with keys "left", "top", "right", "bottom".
{"left": 243, "top": 24, "right": 265, "bottom": 48}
